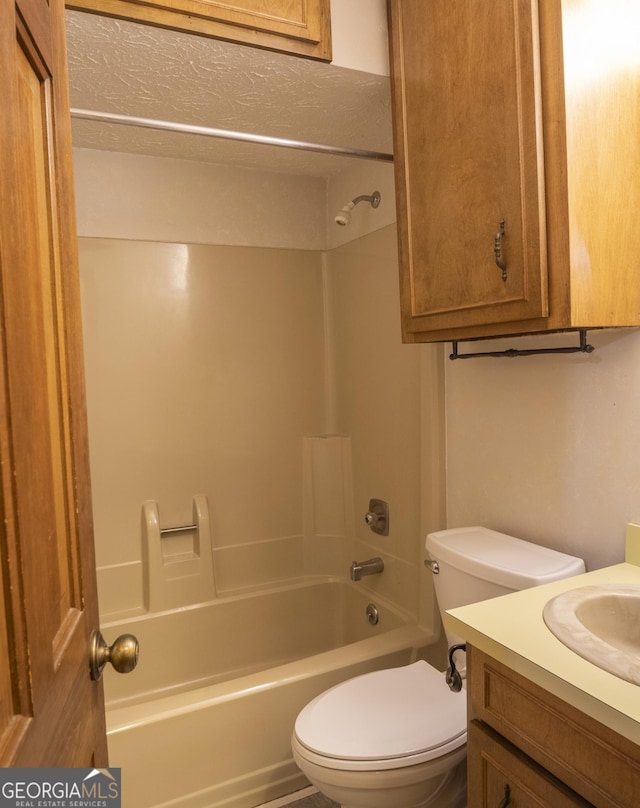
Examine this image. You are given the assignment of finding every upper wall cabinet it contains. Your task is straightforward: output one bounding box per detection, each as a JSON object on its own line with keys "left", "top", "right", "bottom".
{"left": 387, "top": 0, "right": 640, "bottom": 343}
{"left": 66, "top": 0, "right": 332, "bottom": 61}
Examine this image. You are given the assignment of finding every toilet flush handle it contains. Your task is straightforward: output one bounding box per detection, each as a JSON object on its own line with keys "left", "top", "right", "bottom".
{"left": 445, "top": 643, "right": 466, "bottom": 693}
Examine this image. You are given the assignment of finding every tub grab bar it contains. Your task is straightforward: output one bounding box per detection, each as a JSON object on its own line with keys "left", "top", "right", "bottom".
{"left": 160, "top": 524, "right": 197, "bottom": 536}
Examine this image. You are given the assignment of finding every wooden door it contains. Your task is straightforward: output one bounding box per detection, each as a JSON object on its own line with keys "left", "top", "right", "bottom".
{"left": 0, "top": 0, "right": 108, "bottom": 765}
{"left": 388, "top": 0, "right": 549, "bottom": 341}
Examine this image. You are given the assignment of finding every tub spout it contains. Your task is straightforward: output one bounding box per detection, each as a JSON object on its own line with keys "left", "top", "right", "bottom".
{"left": 350, "top": 557, "right": 384, "bottom": 581}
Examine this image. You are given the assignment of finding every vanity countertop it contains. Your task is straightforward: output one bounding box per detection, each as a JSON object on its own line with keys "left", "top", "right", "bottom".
{"left": 445, "top": 528, "right": 640, "bottom": 746}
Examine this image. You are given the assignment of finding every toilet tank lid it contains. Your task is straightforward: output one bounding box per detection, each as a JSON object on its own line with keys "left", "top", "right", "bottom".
{"left": 426, "top": 527, "right": 585, "bottom": 588}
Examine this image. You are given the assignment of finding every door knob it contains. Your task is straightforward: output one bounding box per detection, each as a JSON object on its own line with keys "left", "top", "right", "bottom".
{"left": 89, "top": 629, "right": 139, "bottom": 681}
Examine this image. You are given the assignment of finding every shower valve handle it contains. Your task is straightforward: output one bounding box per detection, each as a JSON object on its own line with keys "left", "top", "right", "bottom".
{"left": 364, "top": 498, "right": 389, "bottom": 536}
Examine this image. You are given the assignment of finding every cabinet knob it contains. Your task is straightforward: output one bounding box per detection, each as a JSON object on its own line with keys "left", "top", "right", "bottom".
{"left": 494, "top": 220, "right": 507, "bottom": 281}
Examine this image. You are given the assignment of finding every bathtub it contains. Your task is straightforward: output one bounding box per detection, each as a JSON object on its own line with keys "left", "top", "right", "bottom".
{"left": 104, "top": 577, "right": 434, "bottom": 808}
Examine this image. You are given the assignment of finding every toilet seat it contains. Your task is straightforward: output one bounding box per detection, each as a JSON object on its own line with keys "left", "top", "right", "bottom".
{"left": 293, "top": 661, "right": 467, "bottom": 772}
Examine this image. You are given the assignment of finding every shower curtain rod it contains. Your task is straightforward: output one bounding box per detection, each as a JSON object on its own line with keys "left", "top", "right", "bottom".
{"left": 69, "top": 108, "right": 394, "bottom": 163}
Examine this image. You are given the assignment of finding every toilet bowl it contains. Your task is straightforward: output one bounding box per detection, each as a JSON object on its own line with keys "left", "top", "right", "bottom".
{"left": 291, "top": 660, "right": 467, "bottom": 808}
{"left": 292, "top": 527, "right": 585, "bottom": 808}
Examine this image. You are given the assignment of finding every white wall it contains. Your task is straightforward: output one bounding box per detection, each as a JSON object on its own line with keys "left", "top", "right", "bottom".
{"left": 330, "top": 0, "right": 390, "bottom": 76}
{"left": 445, "top": 329, "right": 640, "bottom": 571}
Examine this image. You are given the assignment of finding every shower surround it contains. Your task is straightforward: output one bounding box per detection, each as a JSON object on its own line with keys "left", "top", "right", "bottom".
{"left": 79, "top": 226, "right": 433, "bottom": 806}
{"left": 80, "top": 230, "right": 425, "bottom": 617}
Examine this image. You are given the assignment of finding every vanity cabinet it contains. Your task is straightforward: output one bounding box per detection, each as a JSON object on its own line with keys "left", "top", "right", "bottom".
{"left": 467, "top": 646, "right": 640, "bottom": 808}
{"left": 387, "top": 0, "right": 640, "bottom": 343}
{"left": 66, "top": 0, "right": 332, "bottom": 61}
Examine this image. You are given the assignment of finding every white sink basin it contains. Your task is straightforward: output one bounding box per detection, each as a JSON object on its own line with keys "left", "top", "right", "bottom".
{"left": 543, "top": 584, "right": 640, "bottom": 685}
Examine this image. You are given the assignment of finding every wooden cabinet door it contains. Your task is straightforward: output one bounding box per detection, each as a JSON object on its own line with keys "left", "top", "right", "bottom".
{"left": 388, "top": 0, "right": 548, "bottom": 341}
{"left": 468, "top": 721, "right": 592, "bottom": 807}
{"left": 0, "top": 0, "right": 108, "bottom": 765}
{"left": 468, "top": 647, "right": 640, "bottom": 807}
{"left": 66, "top": 0, "right": 332, "bottom": 61}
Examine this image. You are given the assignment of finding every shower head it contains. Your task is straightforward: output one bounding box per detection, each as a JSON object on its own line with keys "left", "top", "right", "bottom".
{"left": 334, "top": 191, "right": 381, "bottom": 226}
{"left": 335, "top": 201, "right": 355, "bottom": 227}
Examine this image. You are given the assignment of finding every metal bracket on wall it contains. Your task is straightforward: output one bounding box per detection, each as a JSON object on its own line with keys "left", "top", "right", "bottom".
{"left": 449, "top": 329, "right": 595, "bottom": 360}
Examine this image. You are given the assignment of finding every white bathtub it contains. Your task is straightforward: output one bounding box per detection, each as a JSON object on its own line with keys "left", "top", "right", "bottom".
{"left": 103, "top": 577, "right": 433, "bottom": 808}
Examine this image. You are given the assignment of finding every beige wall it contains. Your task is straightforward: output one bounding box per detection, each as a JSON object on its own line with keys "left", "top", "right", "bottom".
{"left": 73, "top": 148, "right": 397, "bottom": 251}
{"left": 73, "top": 148, "right": 328, "bottom": 250}
{"left": 327, "top": 228, "right": 445, "bottom": 630}
{"left": 75, "top": 0, "right": 640, "bottom": 619}
{"left": 80, "top": 239, "right": 327, "bottom": 614}
{"left": 445, "top": 329, "right": 640, "bottom": 572}
{"left": 326, "top": 0, "right": 640, "bottom": 580}
{"left": 327, "top": 227, "right": 434, "bottom": 618}
{"left": 79, "top": 138, "right": 640, "bottom": 630}
{"left": 75, "top": 148, "right": 432, "bottom": 624}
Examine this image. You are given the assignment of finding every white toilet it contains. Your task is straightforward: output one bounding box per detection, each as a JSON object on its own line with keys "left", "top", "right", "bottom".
{"left": 291, "top": 527, "right": 585, "bottom": 808}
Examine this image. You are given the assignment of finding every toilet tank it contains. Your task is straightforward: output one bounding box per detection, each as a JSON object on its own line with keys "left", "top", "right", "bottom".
{"left": 426, "top": 526, "right": 585, "bottom": 647}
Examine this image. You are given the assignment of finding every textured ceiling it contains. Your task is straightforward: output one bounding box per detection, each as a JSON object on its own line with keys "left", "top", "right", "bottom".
{"left": 65, "top": 11, "right": 394, "bottom": 177}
